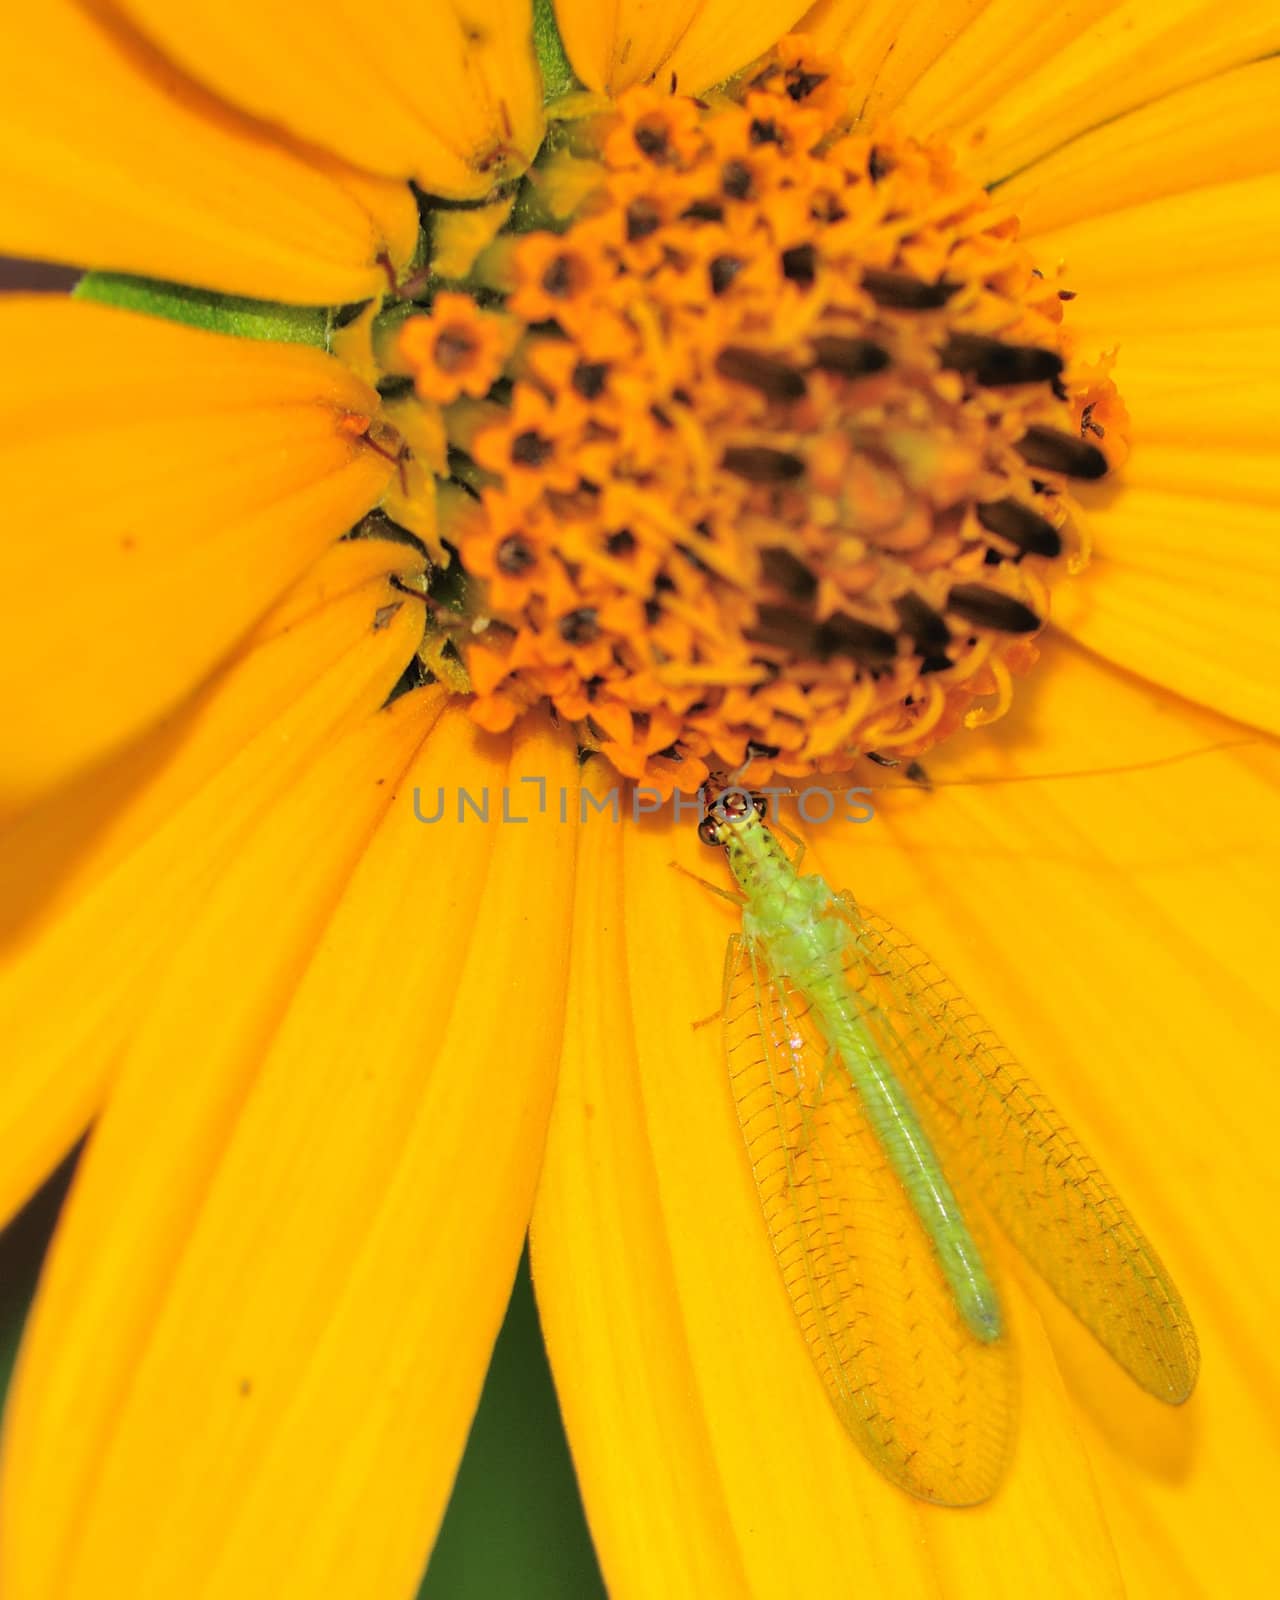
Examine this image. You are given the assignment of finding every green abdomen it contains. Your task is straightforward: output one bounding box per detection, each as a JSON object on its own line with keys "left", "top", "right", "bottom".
{"left": 812, "top": 977, "right": 1002, "bottom": 1343}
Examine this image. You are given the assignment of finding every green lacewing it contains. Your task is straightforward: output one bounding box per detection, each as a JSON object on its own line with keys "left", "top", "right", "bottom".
{"left": 695, "top": 786, "right": 1199, "bottom": 1505}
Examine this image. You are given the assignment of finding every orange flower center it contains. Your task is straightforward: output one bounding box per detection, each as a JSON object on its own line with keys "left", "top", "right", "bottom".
{"left": 396, "top": 37, "right": 1127, "bottom": 794}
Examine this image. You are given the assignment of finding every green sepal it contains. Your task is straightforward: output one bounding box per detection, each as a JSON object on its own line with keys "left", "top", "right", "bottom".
{"left": 532, "top": 0, "right": 579, "bottom": 101}
{"left": 73, "top": 271, "right": 331, "bottom": 347}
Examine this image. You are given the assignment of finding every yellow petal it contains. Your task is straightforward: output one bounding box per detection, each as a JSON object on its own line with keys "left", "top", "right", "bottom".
{"left": 1, "top": 703, "right": 577, "bottom": 1600}
{"left": 534, "top": 762, "right": 1124, "bottom": 1592}
{"left": 1098, "top": 326, "right": 1280, "bottom": 501}
{"left": 1033, "top": 327, "right": 1280, "bottom": 726}
{"left": 556, "top": 0, "right": 810, "bottom": 96}
{"left": 0, "top": 297, "right": 395, "bottom": 810}
{"left": 798, "top": 0, "right": 989, "bottom": 124}
{"left": 1111, "top": 328, "right": 1280, "bottom": 456}
{"left": 0, "top": 0, "right": 418, "bottom": 301}
{"left": 1117, "top": 445, "right": 1278, "bottom": 507}
{"left": 1005, "top": 56, "right": 1280, "bottom": 236}
{"left": 1032, "top": 174, "right": 1280, "bottom": 342}
{"left": 1, "top": 536, "right": 425, "bottom": 948}
{"left": 890, "top": 0, "right": 1280, "bottom": 185}
{"left": 116, "top": 0, "right": 544, "bottom": 200}
{"left": 531, "top": 762, "right": 750, "bottom": 1593}
{"left": 1057, "top": 491, "right": 1280, "bottom": 735}
{"left": 0, "top": 566, "right": 423, "bottom": 1227}
{"left": 810, "top": 643, "right": 1280, "bottom": 1594}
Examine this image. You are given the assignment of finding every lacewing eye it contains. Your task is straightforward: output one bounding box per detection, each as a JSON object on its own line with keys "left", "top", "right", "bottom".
{"left": 697, "top": 814, "right": 723, "bottom": 846}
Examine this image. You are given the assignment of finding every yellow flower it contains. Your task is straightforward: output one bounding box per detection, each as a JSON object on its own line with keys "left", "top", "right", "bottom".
{"left": 1, "top": 2, "right": 1278, "bottom": 1597}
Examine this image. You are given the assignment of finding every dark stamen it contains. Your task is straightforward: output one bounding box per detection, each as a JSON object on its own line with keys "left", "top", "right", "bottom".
{"left": 893, "top": 592, "right": 951, "bottom": 651}
{"left": 496, "top": 535, "right": 535, "bottom": 574}
{"left": 709, "top": 255, "right": 744, "bottom": 295}
{"left": 633, "top": 121, "right": 669, "bottom": 159}
{"left": 715, "top": 346, "right": 807, "bottom": 401}
{"left": 571, "top": 361, "right": 609, "bottom": 399}
{"left": 781, "top": 244, "right": 817, "bottom": 287}
{"left": 759, "top": 546, "right": 818, "bottom": 600}
{"left": 809, "top": 191, "right": 846, "bottom": 223}
{"left": 434, "top": 326, "right": 477, "bottom": 372}
{"left": 975, "top": 498, "right": 1063, "bottom": 558}
{"left": 750, "top": 117, "right": 782, "bottom": 146}
{"left": 606, "top": 528, "right": 636, "bottom": 557}
{"left": 786, "top": 68, "right": 827, "bottom": 101}
{"left": 1016, "top": 425, "right": 1108, "bottom": 480}
{"left": 721, "top": 160, "right": 753, "bottom": 200}
{"left": 681, "top": 199, "right": 725, "bottom": 223}
{"left": 868, "top": 146, "right": 893, "bottom": 182}
{"left": 541, "top": 256, "right": 575, "bottom": 297}
{"left": 815, "top": 612, "right": 900, "bottom": 665}
{"left": 625, "top": 199, "right": 662, "bottom": 241}
{"left": 746, "top": 604, "right": 818, "bottom": 653}
{"left": 559, "top": 606, "right": 600, "bottom": 645}
{"left": 810, "top": 335, "right": 891, "bottom": 378}
{"left": 722, "top": 445, "right": 806, "bottom": 483}
{"left": 862, "top": 270, "right": 959, "bottom": 310}
{"left": 661, "top": 243, "right": 691, "bottom": 273}
{"left": 510, "top": 431, "right": 553, "bottom": 466}
{"left": 946, "top": 584, "right": 1041, "bottom": 633}
{"left": 939, "top": 333, "right": 1064, "bottom": 387}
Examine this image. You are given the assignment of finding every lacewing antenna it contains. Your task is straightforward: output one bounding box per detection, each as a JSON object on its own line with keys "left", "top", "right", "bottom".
{"left": 717, "top": 737, "right": 1254, "bottom": 801}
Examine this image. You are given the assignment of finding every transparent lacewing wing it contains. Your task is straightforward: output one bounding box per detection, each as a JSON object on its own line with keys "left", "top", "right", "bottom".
{"left": 703, "top": 794, "right": 1199, "bottom": 1505}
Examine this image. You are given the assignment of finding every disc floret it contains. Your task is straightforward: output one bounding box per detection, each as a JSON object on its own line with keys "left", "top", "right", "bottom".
{"left": 395, "top": 37, "right": 1127, "bottom": 793}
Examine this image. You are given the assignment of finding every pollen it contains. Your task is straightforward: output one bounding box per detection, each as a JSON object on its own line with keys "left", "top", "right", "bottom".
{"left": 394, "top": 37, "right": 1128, "bottom": 794}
